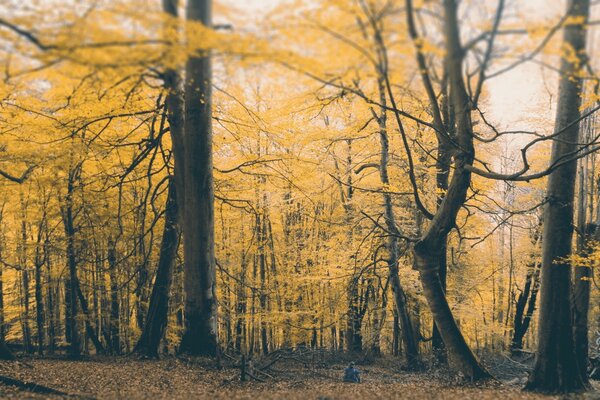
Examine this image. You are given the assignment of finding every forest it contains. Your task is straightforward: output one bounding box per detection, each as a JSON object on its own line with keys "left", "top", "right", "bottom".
{"left": 0, "top": 0, "right": 599, "bottom": 398}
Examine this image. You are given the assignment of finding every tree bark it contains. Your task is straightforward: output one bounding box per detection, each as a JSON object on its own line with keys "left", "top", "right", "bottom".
{"left": 179, "top": 0, "right": 219, "bottom": 357}
{"left": 412, "top": 0, "right": 490, "bottom": 380}
{"left": 525, "top": 0, "right": 591, "bottom": 392}
{"left": 135, "top": 179, "right": 180, "bottom": 357}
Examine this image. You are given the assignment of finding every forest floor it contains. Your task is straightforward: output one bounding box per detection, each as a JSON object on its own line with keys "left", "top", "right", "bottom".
{"left": 0, "top": 355, "right": 599, "bottom": 399}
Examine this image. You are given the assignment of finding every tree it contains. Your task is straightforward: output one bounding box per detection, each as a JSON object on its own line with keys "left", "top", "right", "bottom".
{"left": 134, "top": 0, "right": 185, "bottom": 360}
{"left": 179, "top": 0, "right": 219, "bottom": 357}
{"left": 411, "top": 0, "right": 492, "bottom": 380}
{"left": 525, "top": 0, "right": 591, "bottom": 392}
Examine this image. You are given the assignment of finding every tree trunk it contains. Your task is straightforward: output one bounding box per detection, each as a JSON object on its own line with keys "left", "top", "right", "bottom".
{"left": 179, "top": 0, "right": 219, "bottom": 357}
{"left": 134, "top": 179, "right": 179, "bottom": 358}
{"left": 572, "top": 223, "right": 598, "bottom": 381}
{"left": 431, "top": 143, "right": 451, "bottom": 363}
{"left": 63, "top": 167, "right": 80, "bottom": 357}
{"left": 511, "top": 262, "right": 540, "bottom": 354}
{"left": 0, "top": 233, "right": 12, "bottom": 360}
{"left": 108, "top": 239, "right": 120, "bottom": 354}
{"left": 75, "top": 278, "right": 105, "bottom": 354}
{"left": 412, "top": 0, "right": 490, "bottom": 381}
{"left": 525, "top": 0, "right": 591, "bottom": 392}
{"left": 375, "top": 75, "right": 421, "bottom": 369}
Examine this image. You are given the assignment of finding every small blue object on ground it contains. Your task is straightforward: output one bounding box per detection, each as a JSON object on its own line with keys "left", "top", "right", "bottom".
{"left": 343, "top": 362, "right": 361, "bottom": 383}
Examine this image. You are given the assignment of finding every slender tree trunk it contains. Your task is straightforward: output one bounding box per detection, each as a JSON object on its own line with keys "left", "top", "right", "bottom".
{"left": 108, "top": 239, "right": 120, "bottom": 354}
{"left": 375, "top": 76, "right": 421, "bottom": 369}
{"left": 573, "top": 223, "right": 598, "bottom": 381}
{"left": 179, "top": 0, "right": 219, "bottom": 357}
{"left": 525, "top": 0, "right": 591, "bottom": 392}
{"left": 19, "top": 197, "right": 32, "bottom": 354}
{"left": 63, "top": 167, "right": 81, "bottom": 357}
{"left": 573, "top": 121, "right": 597, "bottom": 377}
{"left": 45, "top": 242, "right": 56, "bottom": 355}
{"left": 431, "top": 142, "right": 451, "bottom": 363}
{"left": 34, "top": 259, "right": 45, "bottom": 355}
{"left": 0, "top": 230, "right": 13, "bottom": 360}
{"left": 511, "top": 262, "right": 540, "bottom": 354}
{"left": 135, "top": 179, "right": 180, "bottom": 358}
{"left": 34, "top": 206, "right": 47, "bottom": 355}
{"left": 75, "top": 278, "right": 105, "bottom": 354}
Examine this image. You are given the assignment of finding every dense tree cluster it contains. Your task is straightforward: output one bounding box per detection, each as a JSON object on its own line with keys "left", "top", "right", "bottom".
{"left": 0, "top": 0, "right": 599, "bottom": 394}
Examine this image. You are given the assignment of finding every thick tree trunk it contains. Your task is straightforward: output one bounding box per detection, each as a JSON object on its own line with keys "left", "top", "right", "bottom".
{"left": 525, "top": 0, "right": 591, "bottom": 392}
{"left": 179, "top": 0, "right": 219, "bottom": 357}
{"left": 412, "top": 0, "right": 490, "bottom": 380}
{"left": 135, "top": 179, "right": 179, "bottom": 358}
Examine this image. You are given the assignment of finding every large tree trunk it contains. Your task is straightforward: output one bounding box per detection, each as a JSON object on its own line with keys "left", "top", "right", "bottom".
{"left": 133, "top": 0, "right": 184, "bottom": 359}
{"left": 525, "top": 0, "right": 591, "bottom": 393}
{"left": 135, "top": 179, "right": 180, "bottom": 358}
{"left": 179, "top": 0, "right": 219, "bottom": 357}
{"left": 412, "top": 0, "right": 490, "bottom": 381}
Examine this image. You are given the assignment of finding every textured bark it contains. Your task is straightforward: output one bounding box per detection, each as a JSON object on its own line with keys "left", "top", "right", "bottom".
{"left": 525, "top": 0, "right": 591, "bottom": 392}
{"left": 179, "top": 0, "right": 219, "bottom": 357}
{"left": 412, "top": 0, "right": 490, "bottom": 380}
{"left": 135, "top": 179, "right": 179, "bottom": 358}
